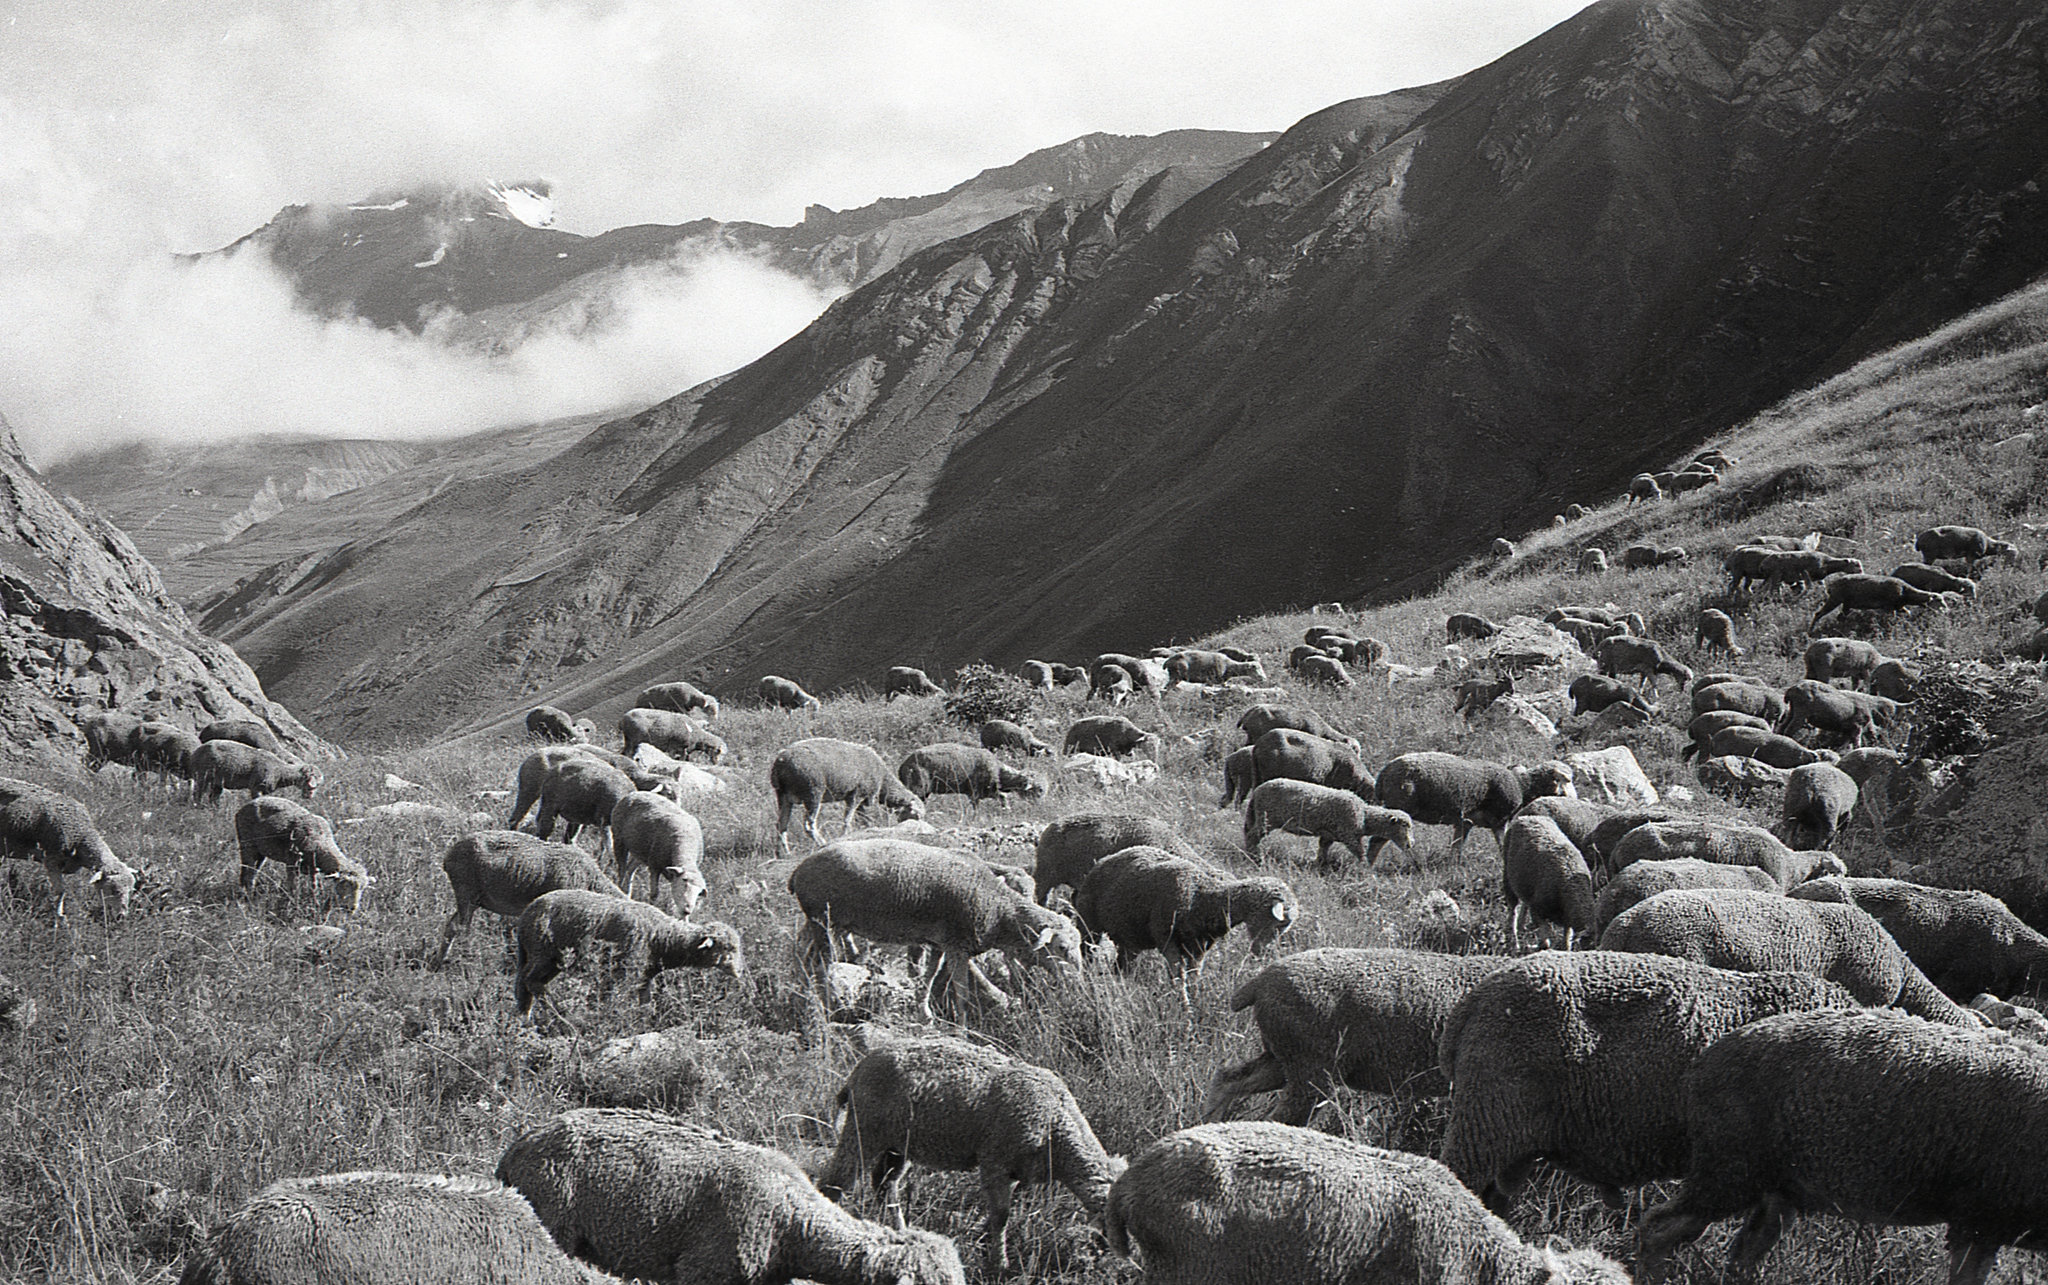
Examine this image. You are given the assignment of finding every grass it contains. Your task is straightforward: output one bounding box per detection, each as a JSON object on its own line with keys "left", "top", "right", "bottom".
{"left": 4, "top": 283, "right": 2048, "bottom": 1283}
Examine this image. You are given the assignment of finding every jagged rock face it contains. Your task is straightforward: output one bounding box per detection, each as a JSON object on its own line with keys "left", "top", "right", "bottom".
{"left": 0, "top": 416, "right": 324, "bottom": 766}
{"left": 204, "top": 0, "right": 2048, "bottom": 741}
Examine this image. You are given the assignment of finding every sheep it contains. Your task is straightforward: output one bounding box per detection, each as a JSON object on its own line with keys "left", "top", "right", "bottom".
{"left": 1242, "top": 779, "right": 1414, "bottom": 870}
{"left": 178, "top": 1171, "right": 626, "bottom": 1285}
{"left": 1608, "top": 819, "right": 1844, "bottom": 887}
{"left": 770, "top": 737, "right": 927, "bottom": 856}
{"left": 979, "top": 719, "right": 1050, "bottom": 757}
{"left": 526, "top": 705, "right": 580, "bottom": 743}
{"left": 506, "top": 746, "right": 672, "bottom": 830}
{"left": 1599, "top": 889, "right": 1978, "bottom": 1025}
{"left": 1062, "top": 714, "right": 1157, "bottom": 758}
{"left": 513, "top": 889, "right": 742, "bottom": 1013}
{"left": 1490, "top": 537, "right": 1516, "bottom": 559}
{"left": 1763, "top": 549, "right": 1863, "bottom": 592}
{"left": 813, "top": 1037, "right": 1122, "bottom": 1273}
{"left": 1553, "top": 614, "right": 1625, "bottom": 652}
{"left": 1249, "top": 728, "right": 1377, "bottom": 802}
{"left": 884, "top": 666, "right": 944, "bottom": 699}
{"left": 1891, "top": 561, "right": 1978, "bottom": 599}
{"left": 1499, "top": 815, "right": 1594, "bottom": 951}
{"left": 1596, "top": 635, "right": 1693, "bottom": 690}
{"left": 1679, "top": 709, "right": 1771, "bottom": 760}
{"left": 1072, "top": 846, "right": 1296, "bottom": 974}
{"left": 1201, "top": 949, "right": 1519, "bottom": 1122}
{"left": 527, "top": 757, "right": 636, "bottom": 852}
{"left": 1330, "top": 635, "right": 1389, "bottom": 666}
{"left": 1165, "top": 649, "right": 1267, "bottom": 685}
{"left": 496, "top": 1108, "right": 964, "bottom": 1285}
{"left": 1636, "top": 1009, "right": 2048, "bottom": 1285}
{"left": 1721, "top": 546, "right": 1777, "bottom": 593}
{"left": 1693, "top": 608, "right": 1742, "bottom": 656}
{"left": 1777, "top": 680, "right": 1895, "bottom": 747}
{"left": 1695, "top": 449, "right": 1737, "bottom": 470}
{"left": 1437, "top": 951, "right": 1859, "bottom": 1213}
{"left": 1664, "top": 468, "right": 1717, "bottom": 494}
{"left": 1788, "top": 876, "right": 2048, "bottom": 998}
{"left": 1445, "top": 612, "right": 1501, "bottom": 642}
{"left": 198, "top": 718, "right": 284, "bottom": 755}
{"left": 1701, "top": 724, "right": 1837, "bottom": 769}
{"left": 1690, "top": 679, "right": 1785, "bottom": 722}
{"left": 638, "top": 680, "right": 720, "bottom": 719}
{"left": 896, "top": 744, "right": 1044, "bottom": 808}
{"left": 430, "top": 830, "right": 626, "bottom": 969}
{"left": 1218, "top": 747, "right": 1256, "bottom": 807}
{"left": 1622, "top": 543, "right": 1687, "bottom": 570}
{"left": 134, "top": 719, "right": 201, "bottom": 784}
{"left": 1450, "top": 671, "right": 1514, "bottom": 722}
{"left": 1628, "top": 474, "right": 1663, "bottom": 504}
{"left": 1295, "top": 654, "right": 1354, "bottom": 686}
{"left": 1047, "top": 662, "right": 1089, "bottom": 687}
{"left": 1741, "top": 534, "right": 1815, "bottom": 552}
{"left": 609, "top": 790, "right": 706, "bottom": 916}
{"left": 1567, "top": 674, "right": 1655, "bottom": 719}
{"left": 1802, "top": 637, "right": 1882, "bottom": 687}
{"left": 1236, "top": 703, "right": 1357, "bottom": 750}
{"left": 1020, "top": 660, "right": 1056, "bottom": 689}
{"left": 1511, "top": 795, "right": 1619, "bottom": 856}
{"left": 1093, "top": 652, "right": 1169, "bottom": 695}
{"left": 80, "top": 709, "right": 144, "bottom": 769}
{"left": 1031, "top": 813, "right": 1193, "bottom": 904}
{"left": 0, "top": 777, "right": 137, "bottom": 921}
{"left": 1914, "top": 523, "right": 2019, "bottom": 565}
{"left": 790, "top": 839, "right": 1081, "bottom": 1016}
{"left": 1695, "top": 754, "right": 1790, "bottom": 798}
{"left": 1812, "top": 572, "right": 1955, "bottom": 626}
{"left": 189, "top": 741, "right": 322, "bottom": 804}
{"left": 1578, "top": 547, "right": 1609, "bottom": 574}
{"left": 1566, "top": 502, "right": 1590, "bottom": 520}
{"left": 1548, "top": 605, "right": 1643, "bottom": 633}
{"left": 1592, "top": 858, "right": 1781, "bottom": 939}
{"left": 1868, "top": 656, "right": 1921, "bottom": 701}
{"left": 1375, "top": 751, "right": 1573, "bottom": 857}
{"left": 1091, "top": 664, "right": 1136, "bottom": 703}
{"left": 1779, "top": 762, "right": 1858, "bottom": 849}
{"left": 236, "top": 796, "right": 369, "bottom": 914}
{"left": 759, "top": 674, "right": 822, "bottom": 711}
{"left": 619, "top": 707, "right": 728, "bottom": 763}
{"left": 1582, "top": 810, "right": 1678, "bottom": 870}
{"left": 1103, "top": 1122, "right": 1629, "bottom": 1285}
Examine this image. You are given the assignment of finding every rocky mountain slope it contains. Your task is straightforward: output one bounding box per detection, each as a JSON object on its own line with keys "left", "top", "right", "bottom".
{"left": 0, "top": 416, "right": 323, "bottom": 766}
{"left": 195, "top": 0, "right": 2048, "bottom": 743}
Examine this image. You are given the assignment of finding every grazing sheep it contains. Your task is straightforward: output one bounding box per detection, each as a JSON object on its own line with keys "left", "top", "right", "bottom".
{"left": 496, "top": 1109, "right": 963, "bottom": 1285}
{"left": 1072, "top": 846, "right": 1296, "bottom": 974}
{"left": 1249, "top": 728, "right": 1377, "bottom": 802}
{"left": 80, "top": 709, "right": 145, "bottom": 769}
{"left": 1236, "top": 703, "right": 1357, "bottom": 750}
{"left": 790, "top": 839, "right": 1081, "bottom": 1016}
{"left": 1695, "top": 449, "right": 1737, "bottom": 471}
{"left": 1599, "top": 889, "right": 1977, "bottom": 1025}
{"left": 179, "top": 1171, "right": 626, "bottom": 1285}
{"left": 1891, "top": 561, "right": 1978, "bottom": 599}
{"left": 1695, "top": 754, "right": 1790, "bottom": 798}
{"left": 1812, "top": 572, "right": 1955, "bottom": 626}
{"left": 528, "top": 757, "right": 636, "bottom": 852}
{"left": 1765, "top": 549, "right": 1864, "bottom": 592}
{"left": 1578, "top": 548, "right": 1609, "bottom": 574}
{"left": 1628, "top": 474, "right": 1663, "bottom": 504}
{"left": 0, "top": 777, "right": 137, "bottom": 921}
{"left": 1679, "top": 710, "right": 1772, "bottom": 760}
{"left": 1020, "top": 660, "right": 1056, "bottom": 689}
{"left": 1701, "top": 724, "right": 1837, "bottom": 769}
{"left": 1637, "top": 1009, "right": 2048, "bottom": 1285}
{"left": 1779, "top": 763, "right": 1859, "bottom": 849}
{"left": 1093, "top": 653, "right": 1169, "bottom": 696}
{"left": 619, "top": 708, "right": 728, "bottom": 763}
{"left": 1804, "top": 637, "right": 1885, "bottom": 687}
{"left": 189, "top": 741, "right": 321, "bottom": 804}
{"left": 1622, "top": 543, "right": 1687, "bottom": 570}
{"left": 1665, "top": 468, "right": 1717, "bottom": 494}
{"left": 198, "top": 718, "right": 284, "bottom": 755}
{"left": 1568, "top": 674, "right": 1656, "bottom": 719}
{"left": 1499, "top": 815, "right": 1594, "bottom": 951}
{"left": 1868, "top": 657, "right": 1921, "bottom": 701}
{"left": 609, "top": 790, "right": 706, "bottom": 916}
{"left": 507, "top": 746, "right": 673, "bottom": 830}
{"left": 134, "top": 720, "right": 201, "bottom": 784}
{"left": 526, "top": 705, "right": 580, "bottom": 743}
{"left": 1914, "top": 524, "right": 2019, "bottom": 565}
{"left": 1243, "top": 779, "right": 1414, "bottom": 870}
{"left": 1553, "top": 614, "right": 1625, "bottom": 652}
{"left": 1592, "top": 859, "right": 1781, "bottom": 939}
{"left": 1549, "top": 605, "right": 1643, "bottom": 634}
{"left": 1490, "top": 537, "right": 1516, "bottom": 559}
{"left": 1777, "top": 680, "right": 1896, "bottom": 747}
{"left": 1104, "top": 1122, "right": 1628, "bottom": 1285}
{"left": 1296, "top": 654, "right": 1354, "bottom": 686}
{"left": 638, "top": 680, "right": 720, "bottom": 719}
{"left": 770, "top": 738, "right": 927, "bottom": 856}
{"left": 1596, "top": 635, "right": 1693, "bottom": 690}
{"left": 1217, "top": 645, "right": 1261, "bottom": 663}
{"left": 1438, "top": 951, "right": 1858, "bottom": 1213}
{"left": 431, "top": 830, "right": 625, "bottom": 970}
{"left": 1512, "top": 795, "right": 1619, "bottom": 856}
{"left": 513, "top": 889, "right": 741, "bottom": 1013}
{"left": 884, "top": 666, "right": 944, "bottom": 699}
{"left": 1445, "top": 613, "right": 1501, "bottom": 642}
{"left": 1789, "top": 877, "right": 2048, "bottom": 998}
{"left": 1450, "top": 671, "right": 1514, "bottom": 722}
{"left": 814, "top": 1037, "right": 1122, "bottom": 1273}
{"left": 979, "top": 719, "right": 1050, "bottom": 757}
{"left": 896, "top": 744, "right": 1044, "bottom": 807}
{"left": 1165, "top": 649, "right": 1267, "bottom": 685}
{"left": 1582, "top": 810, "right": 1678, "bottom": 870}
{"left": 1693, "top": 609, "right": 1742, "bottom": 656}
{"left": 236, "top": 796, "right": 368, "bottom": 914}
{"left": 1047, "top": 662, "right": 1089, "bottom": 687}
{"left": 759, "top": 674, "right": 822, "bottom": 711}
{"left": 1218, "top": 747, "right": 1256, "bottom": 808}
{"left": 1567, "top": 502, "right": 1589, "bottom": 520}
{"left": 1608, "top": 819, "right": 1843, "bottom": 887}
{"left": 1032, "top": 813, "right": 1193, "bottom": 904}
{"left": 1090, "top": 664, "right": 1137, "bottom": 703}
{"left": 1690, "top": 680, "right": 1786, "bottom": 723}
{"left": 1202, "top": 949, "right": 1519, "bottom": 1122}
{"left": 1062, "top": 715, "right": 1158, "bottom": 758}
{"left": 1375, "top": 752, "right": 1573, "bottom": 856}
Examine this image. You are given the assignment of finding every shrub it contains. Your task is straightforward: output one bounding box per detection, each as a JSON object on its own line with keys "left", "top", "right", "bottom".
{"left": 943, "top": 662, "right": 1035, "bottom": 726}
{"left": 1904, "top": 660, "right": 2038, "bottom": 760}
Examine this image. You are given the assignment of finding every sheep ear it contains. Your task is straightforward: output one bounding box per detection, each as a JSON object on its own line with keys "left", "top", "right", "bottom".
{"left": 88, "top": 869, "right": 106, "bottom": 886}
{"left": 1270, "top": 902, "right": 1289, "bottom": 923}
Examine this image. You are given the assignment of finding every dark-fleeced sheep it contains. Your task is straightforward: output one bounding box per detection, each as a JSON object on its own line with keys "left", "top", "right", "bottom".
{"left": 1868, "top": 657, "right": 1921, "bottom": 701}
{"left": 979, "top": 719, "right": 1051, "bottom": 757}
{"left": 1812, "top": 573, "right": 1955, "bottom": 626}
{"left": 1437, "top": 951, "right": 1859, "bottom": 1214}
{"left": 513, "top": 889, "right": 742, "bottom": 1013}
{"left": 189, "top": 741, "right": 321, "bottom": 804}
{"left": 1805, "top": 636, "right": 1886, "bottom": 686}
{"left": 1599, "top": 888, "right": 1980, "bottom": 1026}
{"left": 236, "top": 796, "right": 368, "bottom": 914}
{"left": 1165, "top": 649, "right": 1267, "bottom": 686}
{"left": 528, "top": 757, "right": 637, "bottom": 852}
{"left": 1094, "top": 653, "right": 1169, "bottom": 696}
{"left": 609, "top": 790, "right": 706, "bottom": 916}
{"left": 1375, "top": 752, "right": 1573, "bottom": 857}
{"left": 1568, "top": 674, "right": 1656, "bottom": 719}
{"left": 1628, "top": 473, "right": 1663, "bottom": 504}
{"left": 813, "top": 1036, "right": 1123, "bottom": 1273}
{"left": 1914, "top": 523, "right": 2019, "bottom": 565}
{"left": 1691, "top": 680, "right": 1786, "bottom": 723}
{"left": 1104, "top": 1122, "right": 1628, "bottom": 1285}
{"left": 526, "top": 705, "right": 580, "bottom": 743}
{"left": 1891, "top": 561, "right": 1978, "bottom": 599}
{"left": 430, "top": 830, "right": 625, "bottom": 970}
{"left": 1701, "top": 723, "right": 1836, "bottom": 769}
{"left": 1789, "top": 876, "right": 2048, "bottom": 999}
{"left": 1499, "top": 815, "right": 1594, "bottom": 951}
{"left": 1047, "top": 662, "right": 1089, "bottom": 687}
{"left": 135, "top": 720, "right": 200, "bottom": 784}
{"left": 1777, "top": 681, "right": 1895, "bottom": 747}
{"left": 759, "top": 674, "right": 822, "bottom": 711}
{"left": 1578, "top": 547, "right": 1609, "bottom": 574}
{"left": 507, "top": 746, "right": 671, "bottom": 830}
{"left": 1680, "top": 710, "right": 1772, "bottom": 761}
{"left": 1202, "top": 948, "right": 1518, "bottom": 1123}
{"left": 0, "top": 777, "right": 137, "bottom": 921}
{"left": 619, "top": 707, "right": 728, "bottom": 763}
{"left": 496, "top": 1108, "right": 964, "bottom": 1285}
{"left": 198, "top": 718, "right": 284, "bottom": 755}
{"left": 1637, "top": 1009, "right": 2048, "bottom": 1285}
{"left": 1073, "top": 846, "right": 1296, "bottom": 974}
{"left": 639, "top": 680, "right": 720, "bottom": 719}
{"left": 1608, "top": 819, "right": 1844, "bottom": 887}
{"left": 1236, "top": 703, "right": 1358, "bottom": 751}
{"left": 1296, "top": 654, "right": 1354, "bottom": 687}
{"left": 1020, "top": 660, "right": 1056, "bottom": 689}
{"left": 884, "top": 666, "right": 944, "bottom": 699}
{"left": 1622, "top": 543, "right": 1687, "bottom": 570}
{"left": 1062, "top": 715, "right": 1158, "bottom": 758}
{"left": 1694, "top": 609, "right": 1742, "bottom": 656}
{"left": 770, "top": 737, "right": 927, "bottom": 856}
{"left": 1032, "top": 813, "right": 1194, "bottom": 905}
{"left": 1592, "top": 858, "right": 1781, "bottom": 939}
{"left": 1596, "top": 635, "right": 1693, "bottom": 690}
{"left": 1512, "top": 796, "right": 1619, "bottom": 857}
{"left": 1243, "top": 779, "right": 1414, "bottom": 870}
{"left": 1219, "top": 747, "right": 1256, "bottom": 808}
{"left": 897, "top": 744, "right": 1044, "bottom": 808}
{"left": 1248, "top": 728, "right": 1377, "bottom": 802}
{"left": 1445, "top": 613, "right": 1501, "bottom": 642}
{"left": 1779, "top": 762, "right": 1859, "bottom": 850}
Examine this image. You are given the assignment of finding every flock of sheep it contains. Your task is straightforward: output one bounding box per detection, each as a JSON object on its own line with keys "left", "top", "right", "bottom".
{"left": 9, "top": 476, "right": 2048, "bottom": 1284}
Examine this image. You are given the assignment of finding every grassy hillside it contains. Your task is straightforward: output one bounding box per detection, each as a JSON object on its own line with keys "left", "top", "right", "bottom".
{"left": 4, "top": 281, "right": 2047, "bottom": 1283}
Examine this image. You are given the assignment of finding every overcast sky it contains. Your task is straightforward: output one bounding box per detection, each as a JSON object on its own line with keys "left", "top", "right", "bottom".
{"left": 2, "top": 0, "right": 1589, "bottom": 462}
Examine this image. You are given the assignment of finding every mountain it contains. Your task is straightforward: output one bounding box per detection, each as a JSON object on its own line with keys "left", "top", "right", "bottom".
{"left": 0, "top": 415, "right": 323, "bottom": 766}
{"left": 189, "top": 0, "right": 2048, "bottom": 742}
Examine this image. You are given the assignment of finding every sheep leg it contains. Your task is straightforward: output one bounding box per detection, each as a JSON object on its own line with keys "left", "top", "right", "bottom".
{"left": 430, "top": 906, "right": 473, "bottom": 971}
{"left": 979, "top": 1172, "right": 1018, "bottom": 1274}
{"left": 775, "top": 795, "right": 797, "bottom": 856}
{"left": 874, "top": 1153, "right": 909, "bottom": 1230}
{"left": 1507, "top": 903, "right": 1522, "bottom": 953}
{"left": 1946, "top": 1229, "right": 2004, "bottom": 1285}
{"left": 1723, "top": 1193, "right": 1795, "bottom": 1283}
{"left": 1198, "top": 1052, "right": 1284, "bottom": 1123}
{"left": 1634, "top": 1192, "right": 1724, "bottom": 1285}
{"left": 1363, "top": 836, "right": 1386, "bottom": 866}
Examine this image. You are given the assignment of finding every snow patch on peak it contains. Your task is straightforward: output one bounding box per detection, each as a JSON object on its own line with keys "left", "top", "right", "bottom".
{"left": 348, "top": 198, "right": 411, "bottom": 212}
{"left": 489, "top": 181, "right": 556, "bottom": 229}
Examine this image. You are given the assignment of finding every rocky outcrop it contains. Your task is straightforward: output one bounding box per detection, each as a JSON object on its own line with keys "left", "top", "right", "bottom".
{"left": 0, "top": 415, "right": 324, "bottom": 767}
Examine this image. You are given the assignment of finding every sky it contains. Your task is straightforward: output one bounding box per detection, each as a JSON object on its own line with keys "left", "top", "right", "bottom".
{"left": 1, "top": 0, "right": 1589, "bottom": 465}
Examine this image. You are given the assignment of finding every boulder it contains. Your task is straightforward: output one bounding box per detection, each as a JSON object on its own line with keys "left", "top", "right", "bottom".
{"left": 1479, "top": 695, "right": 1559, "bottom": 741}
{"left": 1565, "top": 745, "right": 1659, "bottom": 807}
{"left": 1063, "top": 753, "right": 1159, "bottom": 789}
{"left": 1469, "top": 615, "right": 1592, "bottom": 673}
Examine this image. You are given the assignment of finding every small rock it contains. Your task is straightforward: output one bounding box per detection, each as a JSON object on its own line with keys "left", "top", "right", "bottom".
{"left": 1479, "top": 695, "right": 1559, "bottom": 741}
{"left": 383, "top": 773, "right": 421, "bottom": 792}
{"left": 1062, "top": 754, "right": 1159, "bottom": 789}
{"left": 1566, "top": 746, "right": 1659, "bottom": 808}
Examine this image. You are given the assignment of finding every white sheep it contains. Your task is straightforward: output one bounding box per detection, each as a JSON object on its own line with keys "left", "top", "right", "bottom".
{"left": 771, "top": 737, "right": 926, "bottom": 856}
{"left": 1499, "top": 814, "right": 1594, "bottom": 951}
{"left": 188, "top": 740, "right": 321, "bottom": 805}
{"left": 1241, "top": 779, "right": 1414, "bottom": 869}
{"left": 1032, "top": 813, "right": 1194, "bottom": 904}
{"left": 608, "top": 789, "right": 706, "bottom": 916}
{"left": 0, "top": 776, "right": 137, "bottom": 922}
{"left": 513, "top": 889, "right": 742, "bottom": 1014}
{"left": 430, "top": 830, "right": 625, "bottom": 970}
{"left": 235, "top": 796, "right": 369, "bottom": 915}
